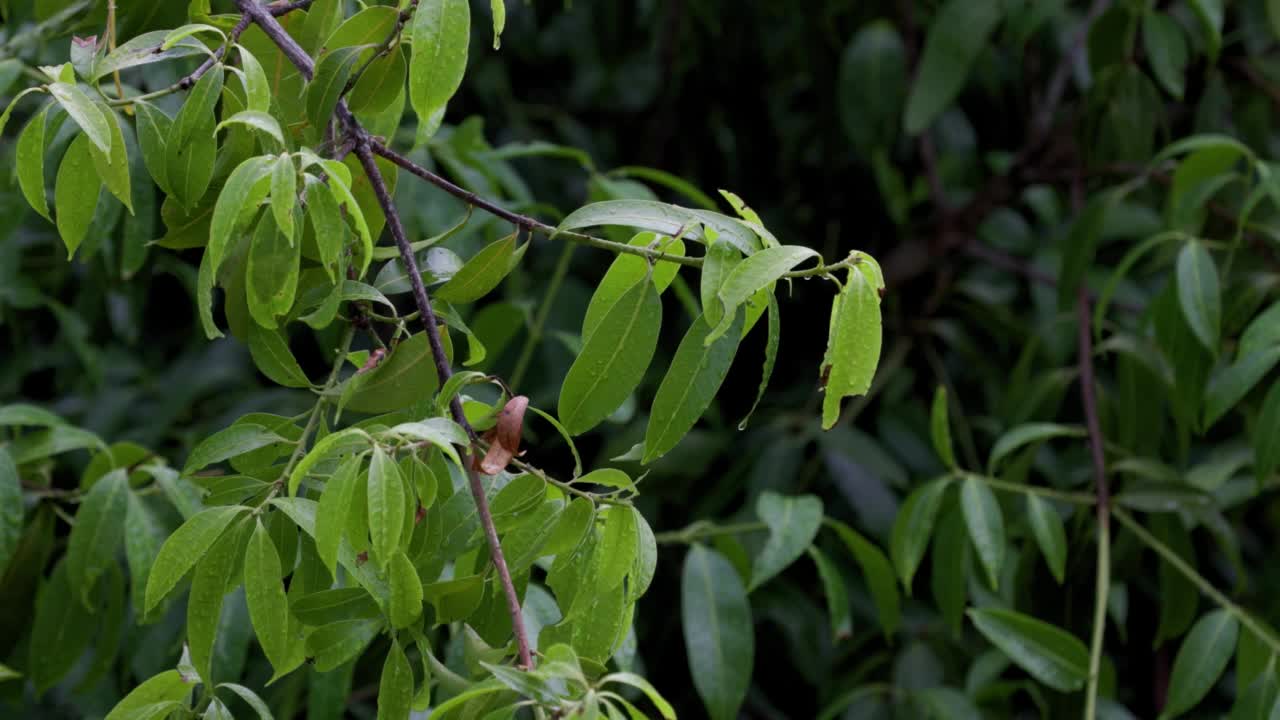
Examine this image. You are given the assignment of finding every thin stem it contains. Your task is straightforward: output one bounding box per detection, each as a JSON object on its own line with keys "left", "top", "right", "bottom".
{"left": 106, "top": 15, "right": 251, "bottom": 109}
{"left": 654, "top": 520, "right": 768, "bottom": 545}
{"left": 1114, "top": 507, "right": 1280, "bottom": 656}
{"left": 106, "top": 0, "right": 124, "bottom": 106}
{"left": 506, "top": 455, "right": 628, "bottom": 507}
{"left": 1077, "top": 290, "right": 1111, "bottom": 720}
{"left": 510, "top": 242, "right": 574, "bottom": 389}
{"left": 976, "top": 475, "right": 1096, "bottom": 506}
{"left": 371, "top": 141, "right": 853, "bottom": 280}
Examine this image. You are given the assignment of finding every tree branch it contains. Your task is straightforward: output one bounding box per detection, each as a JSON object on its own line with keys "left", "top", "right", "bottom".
{"left": 236, "top": 0, "right": 535, "bottom": 670}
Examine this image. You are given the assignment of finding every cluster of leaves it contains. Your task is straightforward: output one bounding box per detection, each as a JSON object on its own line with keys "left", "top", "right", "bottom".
{"left": 0, "top": 1, "right": 885, "bottom": 719}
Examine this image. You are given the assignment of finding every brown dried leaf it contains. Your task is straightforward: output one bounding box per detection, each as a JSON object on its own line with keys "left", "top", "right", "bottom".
{"left": 478, "top": 395, "right": 528, "bottom": 475}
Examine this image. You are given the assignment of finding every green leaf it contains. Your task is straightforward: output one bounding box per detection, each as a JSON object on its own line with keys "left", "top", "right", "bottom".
{"left": 124, "top": 491, "right": 165, "bottom": 614}
{"left": 54, "top": 134, "right": 100, "bottom": 258}
{"left": 821, "top": 265, "right": 883, "bottom": 429}
{"left": 1143, "top": 12, "right": 1189, "bottom": 99}
{"left": 739, "top": 293, "right": 780, "bottom": 430}
{"left": 315, "top": 454, "right": 362, "bottom": 574}
{"left": 146, "top": 505, "right": 249, "bottom": 613}
{"left": 247, "top": 211, "right": 301, "bottom": 327}
{"left": 306, "top": 177, "right": 345, "bottom": 281}
{"left": 17, "top": 104, "right": 51, "bottom": 220}
{"left": 185, "top": 424, "right": 289, "bottom": 474}
{"left": 368, "top": 446, "right": 406, "bottom": 569}
{"left": 1026, "top": 494, "right": 1067, "bottom": 584}
{"left": 808, "top": 546, "right": 852, "bottom": 641}
{"left": 930, "top": 386, "right": 956, "bottom": 470}
{"left": 65, "top": 468, "right": 128, "bottom": 608}
{"left": 709, "top": 245, "right": 819, "bottom": 342}
{"left": 1254, "top": 381, "right": 1280, "bottom": 487}
{"left": 409, "top": 0, "right": 470, "bottom": 124}
{"left": 87, "top": 103, "right": 132, "bottom": 213}
{"left": 1163, "top": 609, "right": 1239, "bottom": 718}
{"left": 378, "top": 641, "right": 414, "bottom": 720}
{"left": 889, "top": 477, "right": 950, "bottom": 592}
{"left": 544, "top": 497, "right": 595, "bottom": 557}
{"left": 389, "top": 550, "right": 423, "bottom": 628}
{"left": 582, "top": 232, "right": 685, "bottom": 340}
{"left": 236, "top": 45, "right": 271, "bottom": 113}
{"left": 489, "top": 0, "right": 507, "bottom": 49}
{"left": 29, "top": 562, "right": 95, "bottom": 692}
{"left": 683, "top": 545, "right": 753, "bottom": 720}
{"left": 248, "top": 324, "right": 312, "bottom": 388}
{"left": 837, "top": 21, "right": 907, "bottom": 157}
{"left": 644, "top": 311, "right": 743, "bottom": 463}
{"left": 1203, "top": 347, "right": 1280, "bottom": 429}
{"left": 987, "top": 423, "right": 1086, "bottom": 473}
{"left": 207, "top": 155, "right": 274, "bottom": 282}
{"left": 558, "top": 275, "right": 663, "bottom": 435}
{"left": 307, "top": 45, "right": 365, "bottom": 136}
{"left": 1176, "top": 241, "right": 1220, "bottom": 354}
{"left": 750, "top": 491, "right": 823, "bottom": 590}
{"left": 48, "top": 82, "right": 112, "bottom": 154}
{"left": 959, "top": 475, "right": 1004, "bottom": 590}
{"left": 0, "top": 448, "right": 20, "bottom": 576}
{"left": 289, "top": 426, "right": 372, "bottom": 497}
{"left": 902, "top": 0, "right": 1003, "bottom": 134}
{"left": 293, "top": 587, "right": 380, "bottom": 626}
{"left": 342, "top": 332, "right": 450, "bottom": 414}
{"left": 306, "top": 619, "right": 381, "bottom": 671}
{"left": 435, "top": 232, "right": 525, "bottom": 304}
{"left": 103, "top": 670, "right": 194, "bottom": 720}
{"left": 387, "top": 418, "right": 468, "bottom": 468}
{"left": 602, "top": 672, "right": 677, "bottom": 720}
{"left": 1188, "top": 0, "right": 1224, "bottom": 63}
{"left": 598, "top": 505, "right": 640, "bottom": 591}
{"left": 931, "top": 505, "right": 969, "bottom": 637}
{"left": 828, "top": 519, "right": 900, "bottom": 637}
{"left": 700, "top": 238, "right": 741, "bottom": 330}
{"left": 967, "top": 607, "right": 1089, "bottom": 692}
{"left": 216, "top": 110, "right": 285, "bottom": 146}
{"left": 173, "top": 65, "right": 224, "bottom": 148}
{"left": 0, "top": 86, "right": 43, "bottom": 139}
{"left": 245, "top": 519, "right": 294, "bottom": 673}
{"left": 188, "top": 516, "right": 252, "bottom": 684}
{"left": 166, "top": 124, "right": 217, "bottom": 210}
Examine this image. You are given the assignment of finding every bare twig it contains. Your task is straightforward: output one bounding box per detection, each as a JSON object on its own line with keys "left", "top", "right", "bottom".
{"left": 1026, "top": 0, "right": 1112, "bottom": 155}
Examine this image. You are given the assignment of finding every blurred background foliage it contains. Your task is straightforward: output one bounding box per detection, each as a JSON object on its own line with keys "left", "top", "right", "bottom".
{"left": 8, "top": 0, "right": 1280, "bottom": 717}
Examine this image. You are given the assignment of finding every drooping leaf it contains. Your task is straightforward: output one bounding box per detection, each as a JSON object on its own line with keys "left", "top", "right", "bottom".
{"left": 959, "top": 475, "right": 1004, "bottom": 590}
{"left": 65, "top": 468, "right": 128, "bottom": 608}
{"left": 644, "top": 311, "right": 743, "bottom": 463}
{"left": 0, "top": 448, "right": 20, "bottom": 577}
{"left": 828, "top": 519, "right": 901, "bottom": 637}
{"left": 48, "top": 82, "right": 112, "bottom": 154}
{"left": 931, "top": 386, "right": 956, "bottom": 470}
{"left": 682, "top": 545, "right": 754, "bottom": 720}
{"left": 185, "top": 424, "right": 289, "bottom": 475}
{"left": 1025, "top": 494, "right": 1068, "bottom": 584}
{"left": 808, "top": 546, "right": 852, "bottom": 641}
{"left": 188, "top": 516, "right": 252, "bottom": 684}
{"left": 315, "top": 454, "right": 363, "bottom": 574}
{"left": 1176, "top": 241, "right": 1220, "bottom": 354}
{"left": 889, "top": 477, "right": 951, "bottom": 592}
{"left": 388, "top": 550, "right": 424, "bottom": 628}
{"left": 968, "top": 608, "right": 1090, "bottom": 693}
{"left": 410, "top": 0, "right": 470, "bottom": 126}
{"left": 367, "top": 446, "right": 406, "bottom": 569}
{"left": 102, "top": 670, "right": 195, "bottom": 720}
{"left": 708, "top": 245, "right": 820, "bottom": 342}
{"left": 902, "top": 0, "right": 1004, "bottom": 133}
{"left": 750, "top": 491, "right": 824, "bottom": 590}
{"left": 245, "top": 519, "right": 295, "bottom": 674}
{"left": 306, "top": 45, "right": 365, "bottom": 137}
{"left": 146, "top": 506, "right": 249, "bottom": 613}
{"left": 558, "top": 275, "right": 662, "bottom": 435}
{"left": 17, "top": 104, "right": 51, "bottom": 220}
{"left": 247, "top": 324, "right": 311, "bottom": 388}
{"left": 54, "top": 134, "right": 101, "bottom": 258}
{"left": 821, "top": 265, "right": 883, "bottom": 429}
{"left": 1163, "top": 609, "right": 1239, "bottom": 718}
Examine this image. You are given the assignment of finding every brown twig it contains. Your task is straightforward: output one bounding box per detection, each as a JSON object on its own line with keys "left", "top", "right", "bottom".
{"left": 235, "top": 0, "right": 535, "bottom": 670}
{"left": 1026, "top": 0, "right": 1113, "bottom": 156}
